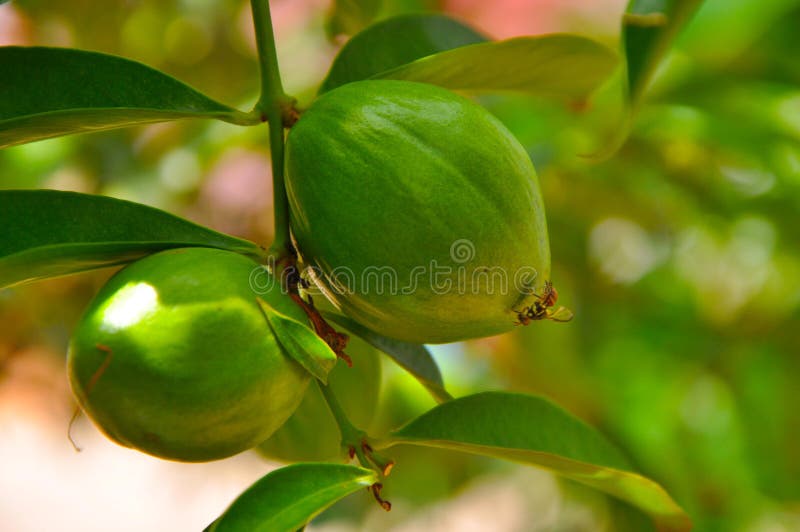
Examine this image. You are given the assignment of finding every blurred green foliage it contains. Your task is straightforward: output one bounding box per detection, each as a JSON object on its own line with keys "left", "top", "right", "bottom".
{"left": 1, "top": 0, "right": 799, "bottom": 530}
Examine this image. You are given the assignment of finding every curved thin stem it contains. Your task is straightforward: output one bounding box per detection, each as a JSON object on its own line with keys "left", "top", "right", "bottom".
{"left": 317, "top": 380, "right": 368, "bottom": 463}
{"left": 317, "top": 380, "right": 395, "bottom": 479}
{"left": 267, "top": 112, "right": 291, "bottom": 263}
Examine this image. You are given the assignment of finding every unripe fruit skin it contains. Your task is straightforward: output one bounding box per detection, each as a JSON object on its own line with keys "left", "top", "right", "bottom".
{"left": 286, "top": 80, "right": 550, "bottom": 343}
{"left": 68, "top": 248, "right": 310, "bottom": 462}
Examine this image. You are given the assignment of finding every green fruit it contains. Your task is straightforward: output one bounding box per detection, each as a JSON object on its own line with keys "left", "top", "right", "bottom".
{"left": 286, "top": 80, "right": 550, "bottom": 343}
{"left": 257, "top": 325, "right": 381, "bottom": 462}
{"left": 68, "top": 247, "right": 311, "bottom": 462}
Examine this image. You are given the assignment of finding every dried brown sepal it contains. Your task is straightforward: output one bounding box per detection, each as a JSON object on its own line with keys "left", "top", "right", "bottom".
{"left": 289, "top": 292, "right": 352, "bottom": 366}
{"left": 370, "top": 483, "right": 392, "bottom": 512}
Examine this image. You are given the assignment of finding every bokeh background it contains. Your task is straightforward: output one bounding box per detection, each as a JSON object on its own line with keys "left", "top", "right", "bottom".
{"left": 2, "top": 0, "right": 799, "bottom": 530}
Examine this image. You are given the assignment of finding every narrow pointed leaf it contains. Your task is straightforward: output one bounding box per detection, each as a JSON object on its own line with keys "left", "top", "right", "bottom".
{"left": 206, "top": 463, "right": 377, "bottom": 532}
{"left": 374, "top": 35, "right": 619, "bottom": 100}
{"left": 320, "top": 14, "right": 487, "bottom": 93}
{"left": 0, "top": 190, "right": 264, "bottom": 288}
{"left": 623, "top": 0, "right": 704, "bottom": 104}
{"left": 258, "top": 298, "right": 338, "bottom": 383}
{"left": 323, "top": 312, "right": 452, "bottom": 403}
{"left": 384, "top": 392, "right": 691, "bottom": 532}
{"left": 0, "top": 47, "right": 258, "bottom": 148}
{"left": 592, "top": 0, "right": 703, "bottom": 158}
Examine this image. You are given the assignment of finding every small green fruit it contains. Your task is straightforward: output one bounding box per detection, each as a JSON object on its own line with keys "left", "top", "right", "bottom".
{"left": 68, "top": 247, "right": 311, "bottom": 462}
{"left": 286, "top": 80, "right": 550, "bottom": 343}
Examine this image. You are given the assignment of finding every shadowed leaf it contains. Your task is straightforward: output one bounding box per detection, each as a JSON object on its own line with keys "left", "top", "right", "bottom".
{"left": 323, "top": 312, "right": 452, "bottom": 403}
{"left": 384, "top": 392, "right": 691, "bottom": 531}
{"left": 0, "top": 47, "right": 258, "bottom": 148}
{"left": 320, "top": 14, "right": 487, "bottom": 93}
{"left": 206, "top": 463, "right": 377, "bottom": 532}
{"left": 0, "top": 190, "right": 263, "bottom": 288}
{"left": 623, "top": 0, "right": 704, "bottom": 105}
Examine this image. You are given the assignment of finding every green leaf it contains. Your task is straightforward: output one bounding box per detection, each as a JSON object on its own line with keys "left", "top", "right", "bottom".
{"left": 0, "top": 190, "right": 264, "bottom": 288}
{"left": 323, "top": 312, "right": 452, "bottom": 404}
{"left": 589, "top": 0, "right": 704, "bottom": 159}
{"left": 374, "top": 34, "right": 619, "bottom": 101}
{"left": 623, "top": 0, "right": 705, "bottom": 104}
{"left": 205, "top": 463, "right": 377, "bottom": 532}
{"left": 320, "top": 14, "right": 487, "bottom": 93}
{"left": 325, "top": 0, "right": 383, "bottom": 41}
{"left": 383, "top": 392, "right": 691, "bottom": 532}
{"left": 0, "top": 47, "right": 258, "bottom": 149}
{"left": 258, "top": 298, "right": 338, "bottom": 383}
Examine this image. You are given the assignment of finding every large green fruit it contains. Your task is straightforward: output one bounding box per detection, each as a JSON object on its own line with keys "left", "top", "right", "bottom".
{"left": 68, "top": 247, "right": 311, "bottom": 462}
{"left": 286, "top": 80, "right": 550, "bottom": 343}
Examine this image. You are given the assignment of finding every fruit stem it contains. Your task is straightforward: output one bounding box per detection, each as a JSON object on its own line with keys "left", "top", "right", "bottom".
{"left": 317, "top": 381, "right": 394, "bottom": 511}
{"left": 317, "top": 380, "right": 395, "bottom": 471}
{"left": 267, "top": 111, "right": 291, "bottom": 265}
{"left": 250, "top": 0, "right": 293, "bottom": 264}
{"left": 317, "top": 380, "right": 367, "bottom": 460}
{"left": 250, "top": 0, "right": 287, "bottom": 114}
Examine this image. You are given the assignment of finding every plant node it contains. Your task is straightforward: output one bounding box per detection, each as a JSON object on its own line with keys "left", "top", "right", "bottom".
{"left": 281, "top": 98, "right": 301, "bottom": 128}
